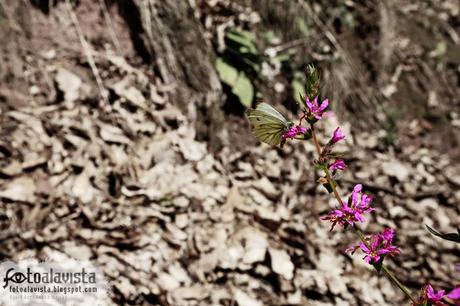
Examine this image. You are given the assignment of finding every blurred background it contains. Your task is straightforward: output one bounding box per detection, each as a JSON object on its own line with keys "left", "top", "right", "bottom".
{"left": 0, "top": 0, "right": 459, "bottom": 305}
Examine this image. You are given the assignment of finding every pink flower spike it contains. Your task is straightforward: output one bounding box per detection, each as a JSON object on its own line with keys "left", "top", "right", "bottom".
{"left": 426, "top": 284, "right": 445, "bottom": 301}
{"left": 282, "top": 125, "right": 307, "bottom": 140}
{"left": 320, "top": 184, "right": 374, "bottom": 230}
{"left": 379, "top": 228, "right": 395, "bottom": 241}
{"left": 305, "top": 96, "right": 329, "bottom": 120}
{"left": 414, "top": 284, "right": 447, "bottom": 305}
{"left": 357, "top": 228, "right": 401, "bottom": 264}
{"left": 351, "top": 184, "right": 362, "bottom": 205}
{"left": 328, "top": 159, "right": 347, "bottom": 171}
{"left": 330, "top": 127, "right": 345, "bottom": 144}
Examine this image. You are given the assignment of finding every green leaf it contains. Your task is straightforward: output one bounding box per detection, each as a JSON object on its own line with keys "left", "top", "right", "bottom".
{"left": 327, "top": 151, "right": 347, "bottom": 158}
{"left": 215, "top": 58, "right": 238, "bottom": 86}
{"left": 232, "top": 72, "right": 254, "bottom": 107}
{"left": 263, "top": 30, "right": 277, "bottom": 44}
{"left": 433, "top": 41, "right": 447, "bottom": 57}
{"left": 425, "top": 225, "right": 460, "bottom": 243}
{"left": 314, "top": 162, "right": 327, "bottom": 171}
{"left": 292, "top": 79, "right": 306, "bottom": 104}
{"left": 297, "top": 18, "right": 310, "bottom": 37}
{"left": 226, "top": 30, "right": 258, "bottom": 55}
{"left": 305, "top": 64, "right": 320, "bottom": 99}
{"left": 273, "top": 50, "right": 293, "bottom": 62}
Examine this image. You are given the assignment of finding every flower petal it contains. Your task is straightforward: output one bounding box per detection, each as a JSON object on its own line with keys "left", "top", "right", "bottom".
{"left": 319, "top": 99, "right": 329, "bottom": 111}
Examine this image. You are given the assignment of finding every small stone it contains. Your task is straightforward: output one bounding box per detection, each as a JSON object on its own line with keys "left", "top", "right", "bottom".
{"left": 252, "top": 177, "right": 279, "bottom": 199}
{"left": 157, "top": 273, "right": 180, "bottom": 291}
{"left": 242, "top": 230, "right": 268, "bottom": 265}
{"left": 234, "top": 289, "right": 262, "bottom": 306}
{"left": 445, "top": 165, "right": 460, "bottom": 187}
{"left": 0, "top": 176, "right": 36, "bottom": 203}
{"left": 175, "top": 214, "right": 188, "bottom": 229}
{"left": 381, "top": 159, "right": 410, "bottom": 181}
{"left": 418, "top": 198, "right": 438, "bottom": 210}
{"left": 29, "top": 85, "right": 40, "bottom": 95}
{"left": 0, "top": 160, "right": 22, "bottom": 176}
{"left": 269, "top": 248, "right": 294, "bottom": 280}
{"left": 55, "top": 68, "right": 82, "bottom": 102}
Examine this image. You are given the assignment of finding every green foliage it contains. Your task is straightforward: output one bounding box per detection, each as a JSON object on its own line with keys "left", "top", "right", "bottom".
{"left": 432, "top": 41, "right": 447, "bottom": 70}
{"left": 263, "top": 30, "right": 278, "bottom": 44}
{"left": 215, "top": 58, "right": 238, "bottom": 85}
{"left": 431, "top": 41, "right": 447, "bottom": 58}
{"left": 226, "top": 29, "right": 258, "bottom": 54}
{"left": 335, "top": 4, "right": 355, "bottom": 30}
{"left": 297, "top": 18, "right": 310, "bottom": 38}
{"left": 273, "top": 48, "right": 295, "bottom": 63}
{"left": 215, "top": 27, "right": 267, "bottom": 108}
{"left": 224, "top": 28, "right": 261, "bottom": 73}
{"left": 292, "top": 74, "right": 306, "bottom": 105}
{"left": 217, "top": 26, "right": 311, "bottom": 109}
{"left": 292, "top": 65, "right": 320, "bottom": 107}
{"left": 382, "top": 106, "right": 404, "bottom": 146}
{"left": 215, "top": 57, "right": 254, "bottom": 107}
{"left": 305, "top": 64, "right": 320, "bottom": 100}
{"left": 232, "top": 72, "right": 254, "bottom": 107}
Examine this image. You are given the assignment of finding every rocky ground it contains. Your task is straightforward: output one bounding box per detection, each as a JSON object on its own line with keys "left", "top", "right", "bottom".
{"left": 0, "top": 1, "right": 459, "bottom": 305}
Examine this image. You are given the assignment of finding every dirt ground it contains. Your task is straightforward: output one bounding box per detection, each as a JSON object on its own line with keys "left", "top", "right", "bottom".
{"left": 0, "top": 1, "right": 459, "bottom": 305}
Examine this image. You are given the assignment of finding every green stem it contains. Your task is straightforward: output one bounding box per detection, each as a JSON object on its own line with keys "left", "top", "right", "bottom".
{"left": 310, "top": 124, "right": 342, "bottom": 207}
{"left": 309, "top": 126, "right": 417, "bottom": 304}
{"left": 381, "top": 265, "right": 418, "bottom": 304}
{"left": 354, "top": 227, "right": 417, "bottom": 304}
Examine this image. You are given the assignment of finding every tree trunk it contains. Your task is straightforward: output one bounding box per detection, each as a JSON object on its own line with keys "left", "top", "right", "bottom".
{"left": 0, "top": 1, "right": 33, "bottom": 108}
{"left": 118, "top": 0, "right": 227, "bottom": 151}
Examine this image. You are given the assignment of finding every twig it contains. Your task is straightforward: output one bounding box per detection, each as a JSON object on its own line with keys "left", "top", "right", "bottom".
{"left": 98, "top": 0, "right": 121, "bottom": 54}
{"left": 65, "top": 0, "right": 108, "bottom": 104}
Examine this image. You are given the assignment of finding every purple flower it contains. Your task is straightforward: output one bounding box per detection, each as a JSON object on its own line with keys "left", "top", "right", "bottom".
{"left": 357, "top": 228, "right": 401, "bottom": 264}
{"left": 282, "top": 125, "right": 307, "bottom": 140}
{"left": 321, "top": 184, "right": 374, "bottom": 231}
{"left": 379, "top": 227, "right": 395, "bottom": 241}
{"left": 447, "top": 286, "right": 460, "bottom": 300}
{"left": 328, "top": 159, "right": 347, "bottom": 172}
{"left": 330, "top": 127, "right": 345, "bottom": 144}
{"left": 413, "top": 284, "right": 446, "bottom": 305}
{"left": 427, "top": 285, "right": 446, "bottom": 301}
{"left": 305, "top": 96, "right": 328, "bottom": 120}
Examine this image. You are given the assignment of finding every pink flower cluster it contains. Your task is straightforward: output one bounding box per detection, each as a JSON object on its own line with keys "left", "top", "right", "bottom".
{"left": 282, "top": 125, "right": 307, "bottom": 139}
{"left": 306, "top": 96, "right": 328, "bottom": 120}
{"left": 412, "top": 284, "right": 446, "bottom": 306}
{"left": 328, "top": 159, "right": 347, "bottom": 171}
{"left": 347, "top": 228, "right": 401, "bottom": 264}
{"left": 312, "top": 100, "right": 453, "bottom": 304}
{"left": 330, "top": 127, "right": 345, "bottom": 144}
{"left": 258, "top": 89, "right": 452, "bottom": 303}
{"left": 326, "top": 128, "right": 347, "bottom": 173}
{"left": 321, "top": 184, "right": 374, "bottom": 231}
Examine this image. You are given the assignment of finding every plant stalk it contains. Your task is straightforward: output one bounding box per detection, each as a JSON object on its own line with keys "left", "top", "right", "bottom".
{"left": 310, "top": 125, "right": 416, "bottom": 304}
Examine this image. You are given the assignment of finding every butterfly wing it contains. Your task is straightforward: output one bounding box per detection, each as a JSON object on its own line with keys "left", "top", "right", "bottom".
{"left": 246, "top": 103, "right": 290, "bottom": 146}
{"left": 256, "top": 103, "right": 290, "bottom": 124}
